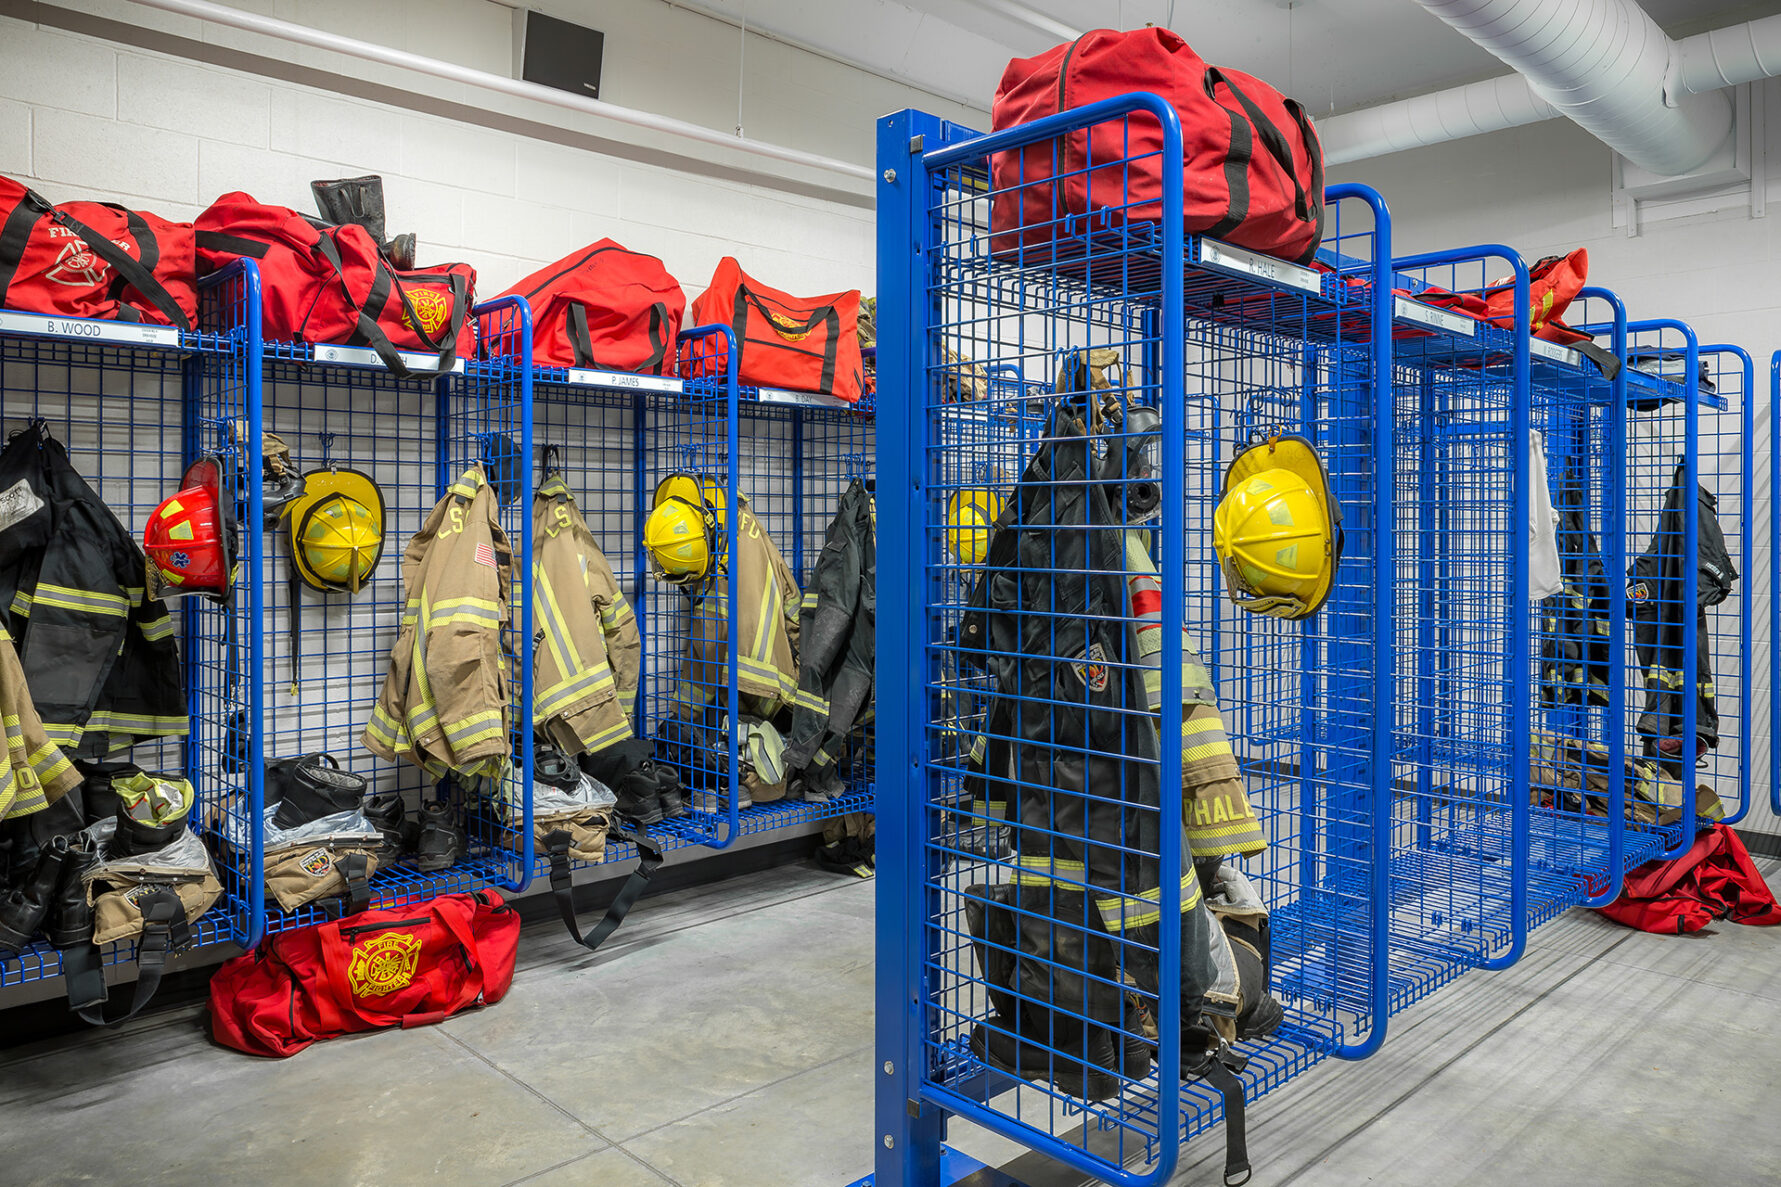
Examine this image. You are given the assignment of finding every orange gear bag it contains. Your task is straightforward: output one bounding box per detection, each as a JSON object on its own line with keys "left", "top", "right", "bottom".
{"left": 687, "top": 257, "right": 863, "bottom": 402}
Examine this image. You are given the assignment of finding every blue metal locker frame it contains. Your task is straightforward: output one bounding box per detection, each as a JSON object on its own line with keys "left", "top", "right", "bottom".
{"left": 0, "top": 263, "right": 263, "bottom": 990}
{"left": 873, "top": 96, "right": 1397, "bottom": 1187}
{"left": 1695, "top": 344, "right": 1753, "bottom": 829}
{"left": 254, "top": 298, "right": 538, "bottom": 937}
{"left": 1774, "top": 349, "right": 1781, "bottom": 820}
{"left": 1388, "top": 245, "right": 1537, "bottom": 975}
{"left": 1623, "top": 318, "right": 1701, "bottom": 863}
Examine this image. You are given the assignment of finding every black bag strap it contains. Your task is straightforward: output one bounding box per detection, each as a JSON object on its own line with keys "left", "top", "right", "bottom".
{"left": 8, "top": 190, "right": 191, "bottom": 329}
{"left": 733, "top": 286, "right": 841, "bottom": 394}
{"left": 313, "top": 231, "right": 410, "bottom": 375}
{"left": 1203, "top": 69, "right": 1324, "bottom": 262}
{"left": 74, "top": 887, "right": 188, "bottom": 1027}
{"left": 564, "top": 300, "right": 669, "bottom": 375}
{"left": 195, "top": 229, "right": 272, "bottom": 260}
{"left": 0, "top": 192, "right": 51, "bottom": 300}
{"left": 336, "top": 852, "right": 372, "bottom": 916}
{"left": 1281, "top": 98, "right": 1326, "bottom": 264}
{"left": 566, "top": 302, "right": 597, "bottom": 369}
{"left": 1200, "top": 1048, "right": 1252, "bottom": 1187}
{"left": 545, "top": 822, "right": 665, "bottom": 954}
{"left": 1198, "top": 78, "right": 1254, "bottom": 243}
{"left": 59, "top": 939, "right": 107, "bottom": 1013}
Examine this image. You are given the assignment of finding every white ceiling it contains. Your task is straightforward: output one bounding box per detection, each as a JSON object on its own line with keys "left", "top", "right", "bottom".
{"left": 644, "top": 0, "right": 1777, "bottom": 118}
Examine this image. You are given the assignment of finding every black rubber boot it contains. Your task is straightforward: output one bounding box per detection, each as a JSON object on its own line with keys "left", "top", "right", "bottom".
{"left": 269, "top": 754, "right": 366, "bottom": 830}
{"left": 642, "top": 761, "right": 684, "bottom": 818}
{"left": 361, "top": 789, "right": 408, "bottom": 861}
{"left": 413, "top": 799, "right": 465, "bottom": 873}
{"left": 0, "top": 836, "right": 69, "bottom": 953}
{"left": 968, "top": 1022, "right": 1129, "bottom": 1103}
{"left": 46, "top": 834, "right": 98, "bottom": 950}
{"left": 311, "top": 175, "right": 416, "bottom": 268}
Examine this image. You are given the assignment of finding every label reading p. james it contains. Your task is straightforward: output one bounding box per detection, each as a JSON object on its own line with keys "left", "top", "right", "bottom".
{"left": 0, "top": 480, "right": 46, "bottom": 536}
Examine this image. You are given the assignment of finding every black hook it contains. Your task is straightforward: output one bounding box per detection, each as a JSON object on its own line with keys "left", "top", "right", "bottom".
{"left": 541, "top": 443, "right": 561, "bottom": 478}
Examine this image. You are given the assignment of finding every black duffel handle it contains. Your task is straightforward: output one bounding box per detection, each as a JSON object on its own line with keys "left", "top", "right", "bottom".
{"left": 1203, "top": 70, "right": 1325, "bottom": 264}
{"left": 546, "top": 822, "right": 665, "bottom": 954}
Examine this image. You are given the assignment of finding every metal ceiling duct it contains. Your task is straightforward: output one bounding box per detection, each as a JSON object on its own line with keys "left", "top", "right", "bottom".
{"left": 1413, "top": 0, "right": 1731, "bottom": 176}
{"left": 1324, "top": 4, "right": 1781, "bottom": 172}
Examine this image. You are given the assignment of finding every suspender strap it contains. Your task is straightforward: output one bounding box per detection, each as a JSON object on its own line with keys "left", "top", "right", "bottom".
{"left": 545, "top": 823, "right": 665, "bottom": 954}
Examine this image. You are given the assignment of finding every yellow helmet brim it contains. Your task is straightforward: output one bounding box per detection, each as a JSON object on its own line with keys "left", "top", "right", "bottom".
{"left": 288, "top": 468, "right": 385, "bottom": 594}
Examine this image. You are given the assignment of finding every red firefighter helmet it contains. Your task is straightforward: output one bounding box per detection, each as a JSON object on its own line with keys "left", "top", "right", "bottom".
{"left": 144, "top": 455, "right": 239, "bottom": 603}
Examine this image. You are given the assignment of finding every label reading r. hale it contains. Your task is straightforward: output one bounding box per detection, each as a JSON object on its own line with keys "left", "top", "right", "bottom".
{"left": 0, "top": 479, "right": 46, "bottom": 536}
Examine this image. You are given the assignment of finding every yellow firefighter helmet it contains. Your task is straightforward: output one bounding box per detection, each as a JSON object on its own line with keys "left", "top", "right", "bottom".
{"left": 645, "top": 472, "right": 727, "bottom": 585}
{"left": 946, "top": 489, "right": 1004, "bottom": 566}
{"left": 1212, "top": 436, "right": 1342, "bottom": 621}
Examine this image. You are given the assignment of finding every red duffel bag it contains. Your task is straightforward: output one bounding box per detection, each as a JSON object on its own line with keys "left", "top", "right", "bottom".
{"left": 990, "top": 27, "right": 1324, "bottom": 264}
{"left": 497, "top": 239, "right": 685, "bottom": 373}
{"left": 0, "top": 176, "right": 196, "bottom": 327}
{"left": 687, "top": 257, "right": 863, "bottom": 402}
{"left": 1596, "top": 824, "right": 1781, "bottom": 935}
{"left": 208, "top": 890, "right": 520, "bottom": 1057}
{"left": 196, "top": 192, "right": 474, "bottom": 374}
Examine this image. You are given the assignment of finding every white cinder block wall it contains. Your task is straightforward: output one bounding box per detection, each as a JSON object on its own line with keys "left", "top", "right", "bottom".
{"left": 1329, "top": 81, "right": 1781, "bottom": 836}
{"left": 1, "top": 0, "right": 983, "bottom": 300}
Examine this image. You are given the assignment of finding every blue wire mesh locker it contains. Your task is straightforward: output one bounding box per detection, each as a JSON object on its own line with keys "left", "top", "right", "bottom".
{"left": 258, "top": 300, "right": 534, "bottom": 935}
{"left": 1386, "top": 249, "right": 1549, "bottom": 980}
{"left": 637, "top": 329, "right": 876, "bottom": 852}
{"left": 874, "top": 101, "right": 1393, "bottom": 1187}
{"left": 0, "top": 265, "right": 261, "bottom": 989}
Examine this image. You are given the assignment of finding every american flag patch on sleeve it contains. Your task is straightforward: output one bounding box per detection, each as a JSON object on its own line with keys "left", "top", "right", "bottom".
{"left": 475, "top": 542, "right": 496, "bottom": 568}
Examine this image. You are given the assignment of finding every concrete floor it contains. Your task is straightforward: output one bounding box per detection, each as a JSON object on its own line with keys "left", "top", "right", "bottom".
{"left": 0, "top": 858, "right": 1775, "bottom": 1187}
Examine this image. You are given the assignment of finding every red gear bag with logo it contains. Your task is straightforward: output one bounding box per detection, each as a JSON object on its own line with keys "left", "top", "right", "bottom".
{"left": 686, "top": 257, "right": 863, "bottom": 402}
{"left": 0, "top": 176, "right": 196, "bottom": 327}
{"left": 195, "top": 192, "right": 474, "bottom": 375}
{"left": 990, "top": 27, "right": 1324, "bottom": 264}
{"left": 208, "top": 890, "right": 520, "bottom": 1057}
{"left": 1596, "top": 824, "right": 1781, "bottom": 935}
{"left": 496, "top": 239, "right": 686, "bottom": 373}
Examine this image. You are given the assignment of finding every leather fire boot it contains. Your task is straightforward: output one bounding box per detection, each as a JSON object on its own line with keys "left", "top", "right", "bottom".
{"left": 413, "top": 799, "right": 465, "bottom": 873}
{"left": 311, "top": 175, "right": 418, "bottom": 269}
{"left": 641, "top": 761, "right": 685, "bottom": 818}
{"left": 46, "top": 834, "right": 99, "bottom": 950}
{"left": 611, "top": 764, "right": 665, "bottom": 827}
{"left": 0, "top": 836, "right": 70, "bottom": 953}
{"left": 361, "top": 788, "right": 409, "bottom": 862}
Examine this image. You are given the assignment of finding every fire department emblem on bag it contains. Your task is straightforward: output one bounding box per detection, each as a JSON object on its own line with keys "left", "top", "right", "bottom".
{"left": 1070, "top": 643, "right": 1110, "bottom": 693}
{"left": 401, "top": 289, "right": 452, "bottom": 338}
{"left": 43, "top": 238, "right": 122, "bottom": 288}
{"left": 298, "top": 848, "right": 334, "bottom": 879}
{"left": 348, "top": 931, "right": 422, "bottom": 997}
{"left": 765, "top": 310, "right": 812, "bottom": 342}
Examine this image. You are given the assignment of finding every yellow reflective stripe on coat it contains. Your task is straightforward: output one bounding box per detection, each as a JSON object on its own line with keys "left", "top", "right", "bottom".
{"left": 138, "top": 615, "right": 175, "bottom": 642}
{"left": 1010, "top": 856, "right": 1202, "bottom": 930}
{"left": 536, "top": 664, "right": 616, "bottom": 719}
{"left": 31, "top": 583, "right": 130, "bottom": 617}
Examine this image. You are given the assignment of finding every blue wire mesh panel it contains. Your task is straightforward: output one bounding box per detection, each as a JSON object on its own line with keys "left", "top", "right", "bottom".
{"left": 1523, "top": 293, "right": 1628, "bottom": 906}
{"left": 639, "top": 330, "right": 745, "bottom": 843}
{"left": 260, "top": 310, "right": 529, "bottom": 933}
{"left": 880, "top": 102, "right": 1389, "bottom": 1186}
{"left": 0, "top": 285, "right": 253, "bottom": 988}
{"left": 1621, "top": 322, "right": 1704, "bottom": 863}
{"left": 1387, "top": 255, "right": 1544, "bottom": 985}
{"left": 525, "top": 369, "right": 645, "bottom": 877}
{"left": 1696, "top": 346, "right": 1751, "bottom": 829}
{"left": 741, "top": 392, "right": 876, "bottom": 820}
